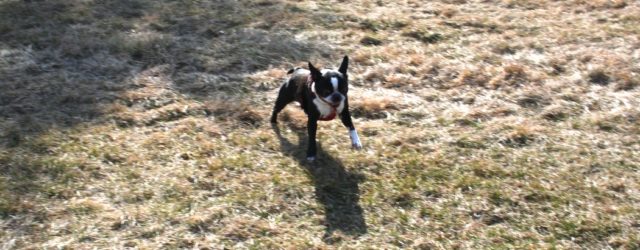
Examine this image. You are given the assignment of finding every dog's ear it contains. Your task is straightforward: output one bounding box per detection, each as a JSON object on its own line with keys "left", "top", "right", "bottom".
{"left": 338, "top": 55, "right": 349, "bottom": 75}
{"left": 308, "top": 62, "right": 322, "bottom": 81}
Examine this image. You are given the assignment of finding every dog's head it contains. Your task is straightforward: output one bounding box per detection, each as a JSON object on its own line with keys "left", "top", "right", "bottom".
{"left": 308, "top": 56, "right": 349, "bottom": 107}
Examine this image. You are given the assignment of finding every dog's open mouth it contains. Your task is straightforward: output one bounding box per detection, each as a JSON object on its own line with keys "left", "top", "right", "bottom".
{"left": 321, "top": 97, "right": 341, "bottom": 108}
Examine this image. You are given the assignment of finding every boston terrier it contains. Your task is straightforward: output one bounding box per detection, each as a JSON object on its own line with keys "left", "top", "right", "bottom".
{"left": 270, "top": 56, "right": 362, "bottom": 161}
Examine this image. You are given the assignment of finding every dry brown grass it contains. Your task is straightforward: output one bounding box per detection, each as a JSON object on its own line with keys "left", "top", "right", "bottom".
{"left": 1, "top": 0, "right": 640, "bottom": 249}
{"left": 351, "top": 98, "right": 402, "bottom": 119}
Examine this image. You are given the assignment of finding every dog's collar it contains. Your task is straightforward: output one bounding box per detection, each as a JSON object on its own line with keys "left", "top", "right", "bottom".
{"left": 307, "top": 75, "right": 338, "bottom": 121}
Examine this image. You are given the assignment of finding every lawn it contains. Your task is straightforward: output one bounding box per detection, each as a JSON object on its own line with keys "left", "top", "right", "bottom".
{"left": 1, "top": 0, "right": 639, "bottom": 248}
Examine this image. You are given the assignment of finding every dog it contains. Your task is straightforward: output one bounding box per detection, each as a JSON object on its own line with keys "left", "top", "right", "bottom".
{"left": 270, "top": 56, "right": 362, "bottom": 161}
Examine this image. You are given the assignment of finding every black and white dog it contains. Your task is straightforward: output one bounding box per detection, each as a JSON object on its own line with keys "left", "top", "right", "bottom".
{"left": 270, "top": 56, "right": 362, "bottom": 161}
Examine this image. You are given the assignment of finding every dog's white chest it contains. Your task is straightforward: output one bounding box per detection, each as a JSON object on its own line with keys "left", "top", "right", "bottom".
{"left": 313, "top": 98, "right": 344, "bottom": 119}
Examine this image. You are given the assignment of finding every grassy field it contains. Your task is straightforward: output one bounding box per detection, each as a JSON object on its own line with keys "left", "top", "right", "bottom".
{"left": 1, "top": 0, "right": 639, "bottom": 248}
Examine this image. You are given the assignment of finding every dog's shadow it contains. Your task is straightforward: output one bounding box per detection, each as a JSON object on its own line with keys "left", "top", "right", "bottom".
{"left": 271, "top": 122, "right": 367, "bottom": 240}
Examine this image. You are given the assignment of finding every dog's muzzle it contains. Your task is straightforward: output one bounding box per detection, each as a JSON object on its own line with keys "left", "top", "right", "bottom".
{"left": 329, "top": 93, "right": 342, "bottom": 104}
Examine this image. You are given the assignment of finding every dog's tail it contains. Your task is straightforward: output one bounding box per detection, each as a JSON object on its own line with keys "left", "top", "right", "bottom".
{"left": 287, "top": 67, "right": 302, "bottom": 74}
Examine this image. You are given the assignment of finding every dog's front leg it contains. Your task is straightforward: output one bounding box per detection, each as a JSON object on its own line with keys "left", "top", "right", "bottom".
{"left": 306, "top": 117, "right": 319, "bottom": 161}
{"left": 339, "top": 100, "right": 363, "bottom": 149}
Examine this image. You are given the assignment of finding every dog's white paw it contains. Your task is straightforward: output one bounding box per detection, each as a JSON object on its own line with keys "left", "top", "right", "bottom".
{"left": 306, "top": 156, "right": 316, "bottom": 162}
{"left": 349, "top": 129, "right": 362, "bottom": 150}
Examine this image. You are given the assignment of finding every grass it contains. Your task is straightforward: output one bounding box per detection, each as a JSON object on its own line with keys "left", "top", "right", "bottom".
{"left": 1, "top": 0, "right": 640, "bottom": 248}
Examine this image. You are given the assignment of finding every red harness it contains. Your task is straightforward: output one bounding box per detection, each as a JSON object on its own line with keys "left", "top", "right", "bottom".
{"left": 307, "top": 75, "right": 338, "bottom": 121}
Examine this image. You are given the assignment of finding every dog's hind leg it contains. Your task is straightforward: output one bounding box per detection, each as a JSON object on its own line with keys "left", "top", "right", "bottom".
{"left": 270, "top": 81, "right": 296, "bottom": 123}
